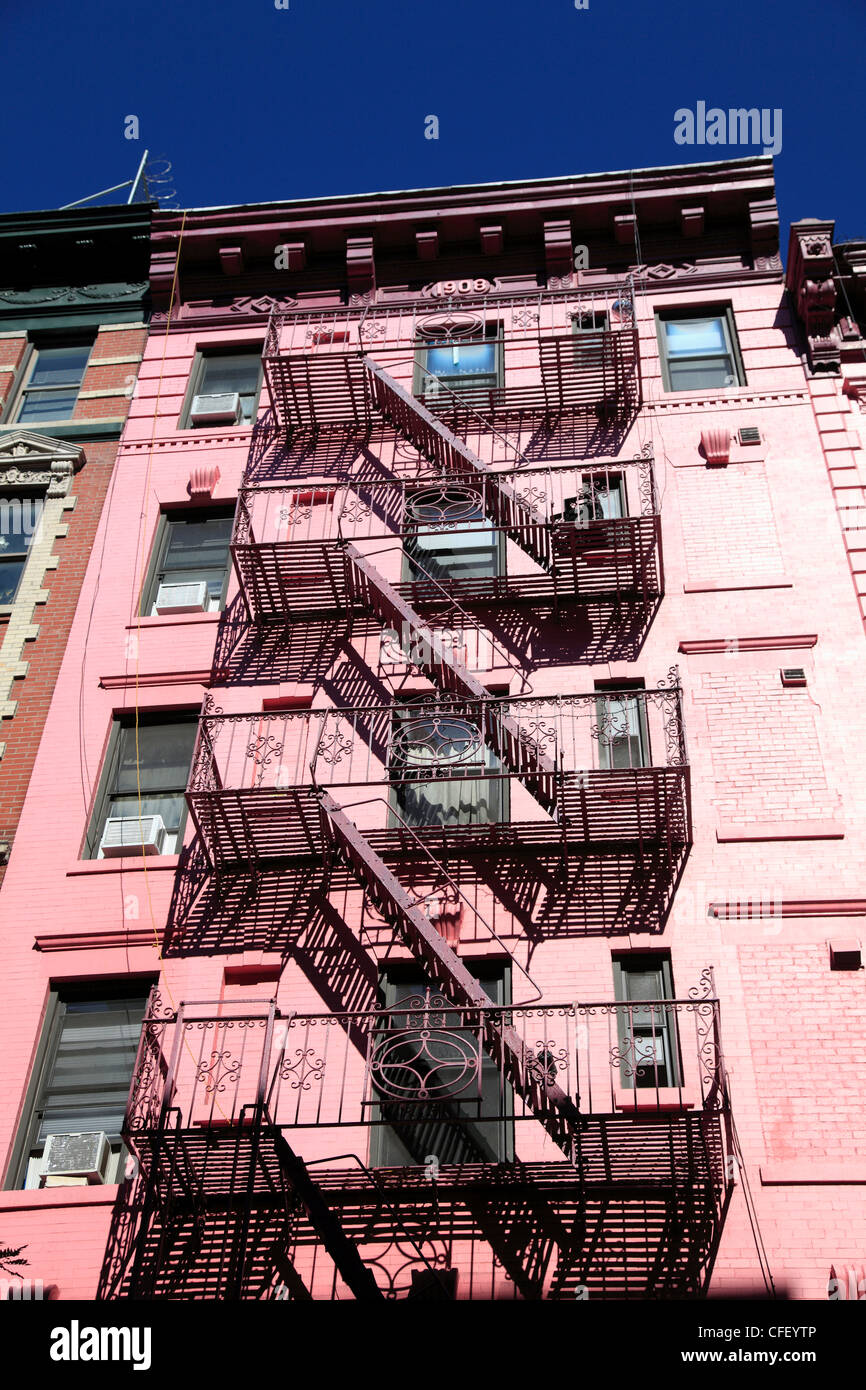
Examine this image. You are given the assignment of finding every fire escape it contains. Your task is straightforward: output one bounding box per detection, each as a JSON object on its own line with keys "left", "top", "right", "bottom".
{"left": 105, "top": 288, "right": 732, "bottom": 1301}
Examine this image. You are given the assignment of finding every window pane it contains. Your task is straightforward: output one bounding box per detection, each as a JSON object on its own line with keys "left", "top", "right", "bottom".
{"left": 426, "top": 343, "right": 496, "bottom": 379}
{"left": 115, "top": 722, "right": 198, "bottom": 795}
{"left": 200, "top": 354, "right": 260, "bottom": 396}
{"left": 36, "top": 996, "right": 147, "bottom": 1143}
{"left": 668, "top": 357, "right": 735, "bottom": 390}
{"left": 28, "top": 345, "right": 90, "bottom": 387}
{"left": 17, "top": 389, "right": 81, "bottom": 422}
{"left": 0, "top": 558, "right": 26, "bottom": 604}
{"left": 663, "top": 317, "right": 727, "bottom": 358}
{"left": 163, "top": 517, "right": 233, "bottom": 567}
{"left": 107, "top": 792, "right": 187, "bottom": 834}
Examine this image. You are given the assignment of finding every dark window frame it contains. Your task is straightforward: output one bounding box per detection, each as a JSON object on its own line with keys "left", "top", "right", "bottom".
{"left": 5, "top": 978, "right": 154, "bottom": 1191}
{"left": 84, "top": 710, "right": 199, "bottom": 859}
{"left": 369, "top": 960, "right": 514, "bottom": 1167}
{"left": 139, "top": 505, "right": 235, "bottom": 616}
{"left": 612, "top": 954, "right": 682, "bottom": 1089}
{"left": 179, "top": 344, "right": 264, "bottom": 430}
{"left": 655, "top": 304, "right": 746, "bottom": 393}
{"left": 5, "top": 335, "right": 93, "bottom": 425}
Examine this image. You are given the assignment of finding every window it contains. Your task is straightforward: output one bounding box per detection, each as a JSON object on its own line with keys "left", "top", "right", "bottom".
{"left": 594, "top": 687, "right": 649, "bottom": 770}
{"left": 656, "top": 308, "right": 744, "bottom": 392}
{"left": 183, "top": 348, "right": 262, "bottom": 428}
{"left": 403, "top": 487, "right": 501, "bottom": 584}
{"left": 416, "top": 326, "right": 501, "bottom": 400}
{"left": 142, "top": 508, "right": 234, "bottom": 614}
{"left": 0, "top": 495, "right": 42, "bottom": 605}
{"left": 11, "top": 342, "right": 91, "bottom": 423}
{"left": 370, "top": 963, "right": 513, "bottom": 1166}
{"left": 11, "top": 983, "right": 151, "bottom": 1189}
{"left": 557, "top": 474, "right": 625, "bottom": 525}
{"left": 389, "top": 699, "right": 507, "bottom": 829}
{"left": 85, "top": 713, "right": 199, "bottom": 858}
{"left": 613, "top": 956, "right": 681, "bottom": 1089}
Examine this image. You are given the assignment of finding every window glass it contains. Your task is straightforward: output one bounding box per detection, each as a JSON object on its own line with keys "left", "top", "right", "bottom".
{"left": 615, "top": 958, "right": 680, "bottom": 1089}
{"left": 36, "top": 996, "right": 147, "bottom": 1143}
{"left": 595, "top": 692, "right": 648, "bottom": 770}
{"left": 0, "top": 497, "right": 42, "bottom": 604}
{"left": 16, "top": 344, "right": 90, "bottom": 422}
{"left": 659, "top": 313, "right": 740, "bottom": 391}
{"left": 90, "top": 717, "right": 198, "bottom": 856}
{"left": 389, "top": 704, "right": 505, "bottom": 828}
{"left": 371, "top": 965, "right": 512, "bottom": 1166}
{"left": 195, "top": 352, "right": 261, "bottom": 424}
{"left": 147, "top": 512, "right": 233, "bottom": 613}
{"left": 404, "top": 490, "right": 499, "bottom": 583}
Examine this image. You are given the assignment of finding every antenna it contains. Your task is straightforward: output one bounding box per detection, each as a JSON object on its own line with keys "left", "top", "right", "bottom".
{"left": 58, "top": 151, "right": 180, "bottom": 211}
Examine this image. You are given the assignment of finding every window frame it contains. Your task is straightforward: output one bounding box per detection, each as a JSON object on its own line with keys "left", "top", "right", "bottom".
{"left": 0, "top": 491, "right": 44, "bottom": 608}
{"left": 5, "top": 979, "right": 155, "bottom": 1191}
{"left": 178, "top": 344, "right": 264, "bottom": 431}
{"left": 5, "top": 336, "right": 93, "bottom": 426}
{"left": 83, "top": 710, "right": 199, "bottom": 859}
{"left": 594, "top": 685, "right": 650, "bottom": 770}
{"left": 369, "top": 960, "right": 514, "bottom": 1167}
{"left": 387, "top": 695, "right": 511, "bottom": 830}
{"left": 139, "top": 505, "right": 235, "bottom": 616}
{"left": 612, "top": 954, "right": 682, "bottom": 1090}
{"left": 413, "top": 323, "right": 503, "bottom": 401}
{"left": 655, "top": 305, "right": 746, "bottom": 394}
{"left": 401, "top": 489, "right": 506, "bottom": 586}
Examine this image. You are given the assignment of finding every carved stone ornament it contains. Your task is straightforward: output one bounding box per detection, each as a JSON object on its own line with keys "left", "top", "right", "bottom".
{"left": 0, "top": 430, "right": 84, "bottom": 496}
{"left": 785, "top": 220, "right": 840, "bottom": 371}
{"left": 422, "top": 278, "right": 495, "bottom": 298}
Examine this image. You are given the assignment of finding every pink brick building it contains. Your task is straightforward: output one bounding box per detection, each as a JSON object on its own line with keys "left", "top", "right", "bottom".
{"left": 2, "top": 157, "right": 865, "bottom": 1303}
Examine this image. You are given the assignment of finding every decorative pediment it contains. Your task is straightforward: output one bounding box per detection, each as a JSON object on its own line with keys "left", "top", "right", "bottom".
{"left": 0, "top": 430, "right": 84, "bottom": 496}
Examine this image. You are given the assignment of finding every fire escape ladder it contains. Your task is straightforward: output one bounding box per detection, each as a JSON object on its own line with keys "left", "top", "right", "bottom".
{"left": 318, "top": 789, "right": 581, "bottom": 1161}
{"left": 273, "top": 1131, "right": 384, "bottom": 1301}
{"left": 363, "top": 357, "right": 552, "bottom": 573}
{"left": 343, "top": 542, "right": 560, "bottom": 816}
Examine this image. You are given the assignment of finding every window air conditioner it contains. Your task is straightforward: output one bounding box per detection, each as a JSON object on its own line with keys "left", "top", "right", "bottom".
{"left": 155, "top": 580, "right": 210, "bottom": 614}
{"left": 40, "top": 1131, "right": 111, "bottom": 1187}
{"left": 189, "top": 392, "right": 242, "bottom": 425}
{"left": 100, "top": 815, "right": 166, "bottom": 858}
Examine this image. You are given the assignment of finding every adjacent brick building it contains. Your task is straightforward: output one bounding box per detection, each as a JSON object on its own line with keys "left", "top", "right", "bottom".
{"left": 1, "top": 158, "right": 865, "bottom": 1303}
{"left": 0, "top": 204, "right": 150, "bottom": 890}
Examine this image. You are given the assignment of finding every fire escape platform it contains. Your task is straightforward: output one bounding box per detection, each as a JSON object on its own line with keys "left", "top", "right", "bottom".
{"left": 263, "top": 329, "right": 641, "bottom": 433}
{"left": 231, "top": 516, "right": 661, "bottom": 623}
{"left": 187, "top": 767, "right": 690, "bottom": 872}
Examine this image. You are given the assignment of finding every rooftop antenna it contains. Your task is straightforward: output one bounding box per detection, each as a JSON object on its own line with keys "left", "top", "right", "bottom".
{"left": 59, "top": 150, "right": 178, "bottom": 210}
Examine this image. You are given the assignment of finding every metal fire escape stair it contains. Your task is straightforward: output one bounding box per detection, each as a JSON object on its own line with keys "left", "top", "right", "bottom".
{"left": 343, "top": 542, "right": 560, "bottom": 817}
{"left": 272, "top": 1131, "right": 384, "bottom": 1301}
{"left": 318, "top": 789, "right": 582, "bottom": 1165}
{"left": 363, "top": 358, "right": 552, "bottom": 573}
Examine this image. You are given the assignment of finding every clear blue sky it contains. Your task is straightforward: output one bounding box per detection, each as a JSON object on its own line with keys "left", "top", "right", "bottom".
{"left": 4, "top": 0, "right": 864, "bottom": 243}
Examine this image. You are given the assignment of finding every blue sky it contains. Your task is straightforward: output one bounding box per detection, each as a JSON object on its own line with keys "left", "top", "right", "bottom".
{"left": 4, "top": 0, "right": 864, "bottom": 245}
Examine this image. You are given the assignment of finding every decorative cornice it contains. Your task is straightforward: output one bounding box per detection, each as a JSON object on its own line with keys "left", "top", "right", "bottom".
{"left": 543, "top": 220, "right": 573, "bottom": 289}
{"left": 679, "top": 634, "right": 817, "bottom": 654}
{"left": 0, "top": 430, "right": 84, "bottom": 495}
{"left": 709, "top": 898, "right": 866, "bottom": 919}
{"left": 35, "top": 927, "right": 156, "bottom": 952}
{"left": 786, "top": 220, "right": 840, "bottom": 373}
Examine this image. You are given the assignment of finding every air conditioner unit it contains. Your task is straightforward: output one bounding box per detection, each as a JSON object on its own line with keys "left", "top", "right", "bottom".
{"left": 189, "top": 392, "right": 241, "bottom": 425}
{"left": 40, "top": 1132, "right": 111, "bottom": 1187}
{"left": 155, "top": 580, "right": 209, "bottom": 614}
{"left": 100, "top": 814, "right": 166, "bottom": 858}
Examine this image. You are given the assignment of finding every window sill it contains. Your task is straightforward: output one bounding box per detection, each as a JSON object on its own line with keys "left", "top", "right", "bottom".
{"left": 613, "top": 1087, "right": 695, "bottom": 1113}
{"left": 0, "top": 1184, "right": 120, "bottom": 1211}
{"left": 127, "top": 611, "right": 222, "bottom": 630}
{"left": 67, "top": 854, "right": 181, "bottom": 877}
